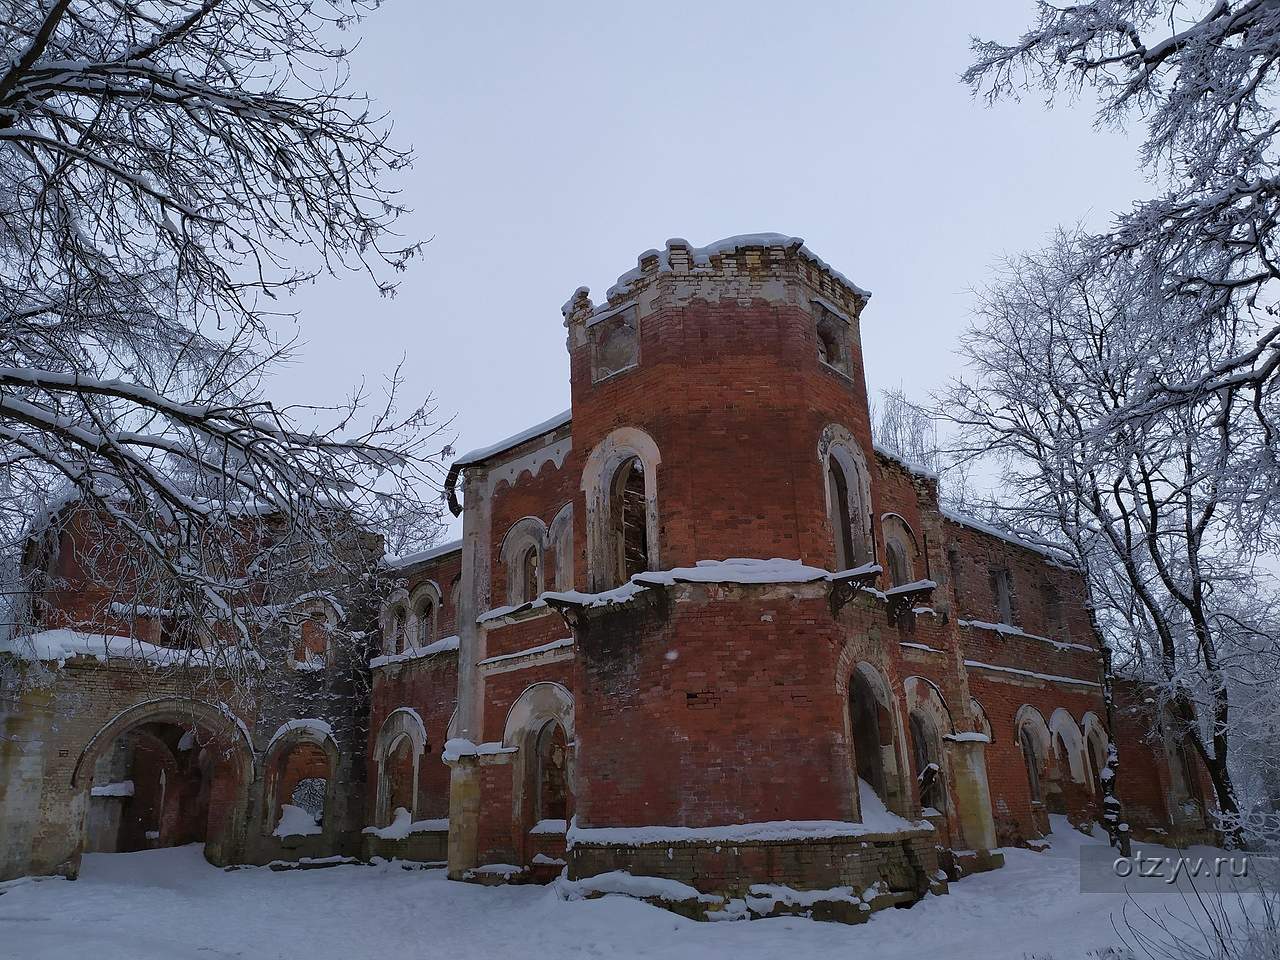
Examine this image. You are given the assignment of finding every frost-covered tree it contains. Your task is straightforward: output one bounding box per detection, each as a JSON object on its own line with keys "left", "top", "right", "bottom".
{"left": 948, "top": 232, "right": 1280, "bottom": 846}
{"left": 964, "top": 1, "right": 1280, "bottom": 536}
{"left": 872, "top": 386, "right": 975, "bottom": 510}
{"left": 0, "top": 1, "right": 445, "bottom": 670}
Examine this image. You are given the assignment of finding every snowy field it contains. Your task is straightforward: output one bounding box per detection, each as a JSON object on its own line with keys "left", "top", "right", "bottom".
{"left": 0, "top": 820, "right": 1256, "bottom": 960}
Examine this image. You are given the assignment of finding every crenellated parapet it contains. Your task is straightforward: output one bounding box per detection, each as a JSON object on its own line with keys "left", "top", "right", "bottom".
{"left": 561, "top": 233, "right": 871, "bottom": 332}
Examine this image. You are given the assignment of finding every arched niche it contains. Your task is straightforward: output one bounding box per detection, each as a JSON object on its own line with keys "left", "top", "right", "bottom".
{"left": 581, "top": 427, "right": 661, "bottom": 590}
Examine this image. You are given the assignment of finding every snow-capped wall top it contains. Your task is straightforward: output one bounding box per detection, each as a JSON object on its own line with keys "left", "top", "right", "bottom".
{"left": 563, "top": 233, "right": 871, "bottom": 322}
{"left": 385, "top": 538, "right": 463, "bottom": 570}
{"left": 452, "top": 409, "right": 571, "bottom": 468}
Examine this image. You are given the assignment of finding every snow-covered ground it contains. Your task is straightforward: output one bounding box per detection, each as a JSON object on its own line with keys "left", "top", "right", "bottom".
{"left": 0, "top": 819, "right": 1257, "bottom": 960}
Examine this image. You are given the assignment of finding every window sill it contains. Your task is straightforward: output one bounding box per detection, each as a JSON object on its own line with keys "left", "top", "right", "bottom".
{"left": 818, "top": 358, "right": 854, "bottom": 382}
{"left": 591, "top": 362, "right": 639, "bottom": 385}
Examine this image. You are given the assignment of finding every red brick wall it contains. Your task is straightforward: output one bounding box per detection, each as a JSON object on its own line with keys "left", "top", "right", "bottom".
{"left": 565, "top": 296, "right": 880, "bottom": 578}
{"left": 573, "top": 589, "right": 854, "bottom": 829}
{"left": 368, "top": 655, "right": 458, "bottom": 821}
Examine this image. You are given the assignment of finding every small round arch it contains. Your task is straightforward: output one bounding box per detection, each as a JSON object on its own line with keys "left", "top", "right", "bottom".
{"left": 500, "top": 516, "right": 549, "bottom": 605}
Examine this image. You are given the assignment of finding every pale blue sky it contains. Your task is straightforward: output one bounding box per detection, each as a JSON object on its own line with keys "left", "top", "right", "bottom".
{"left": 269, "top": 2, "right": 1148, "bottom": 536}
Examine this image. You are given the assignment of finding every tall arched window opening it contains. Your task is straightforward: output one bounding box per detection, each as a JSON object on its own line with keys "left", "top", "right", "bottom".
{"left": 415, "top": 599, "right": 434, "bottom": 648}
{"left": 886, "top": 540, "right": 911, "bottom": 587}
{"left": 1020, "top": 726, "right": 1042, "bottom": 803}
{"left": 848, "top": 670, "right": 887, "bottom": 802}
{"left": 827, "top": 460, "right": 856, "bottom": 570}
{"left": 520, "top": 545, "right": 540, "bottom": 604}
{"left": 534, "top": 720, "right": 569, "bottom": 823}
{"left": 612, "top": 457, "right": 649, "bottom": 583}
{"left": 386, "top": 734, "right": 416, "bottom": 820}
{"left": 909, "top": 712, "right": 943, "bottom": 812}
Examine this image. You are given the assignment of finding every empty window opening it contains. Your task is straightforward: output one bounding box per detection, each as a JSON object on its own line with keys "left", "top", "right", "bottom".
{"left": 520, "top": 545, "right": 540, "bottom": 604}
{"left": 534, "top": 720, "right": 569, "bottom": 823}
{"left": 295, "top": 610, "right": 329, "bottom": 668}
{"left": 815, "top": 304, "right": 851, "bottom": 377}
{"left": 612, "top": 457, "right": 649, "bottom": 583}
{"left": 415, "top": 599, "right": 434, "bottom": 648}
{"left": 389, "top": 607, "right": 407, "bottom": 655}
{"left": 385, "top": 734, "right": 416, "bottom": 823}
{"left": 827, "top": 460, "right": 856, "bottom": 570}
{"left": 848, "top": 671, "right": 888, "bottom": 803}
{"left": 909, "top": 712, "right": 944, "bottom": 812}
{"left": 591, "top": 308, "right": 639, "bottom": 381}
{"left": 886, "top": 540, "right": 911, "bottom": 587}
{"left": 991, "top": 569, "right": 1015, "bottom": 625}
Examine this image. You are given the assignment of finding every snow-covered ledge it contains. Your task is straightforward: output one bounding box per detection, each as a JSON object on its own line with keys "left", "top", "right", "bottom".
{"left": 441, "top": 738, "right": 517, "bottom": 767}
{"left": 478, "top": 637, "right": 574, "bottom": 676}
{"left": 540, "top": 558, "right": 885, "bottom": 619}
{"left": 956, "top": 619, "right": 1097, "bottom": 654}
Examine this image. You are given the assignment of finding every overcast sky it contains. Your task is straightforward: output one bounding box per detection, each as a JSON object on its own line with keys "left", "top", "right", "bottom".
{"left": 269, "top": 2, "right": 1150, "bottom": 538}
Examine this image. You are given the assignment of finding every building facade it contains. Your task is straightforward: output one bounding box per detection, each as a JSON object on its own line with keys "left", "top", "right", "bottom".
{"left": 1, "top": 235, "right": 1216, "bottom": 918}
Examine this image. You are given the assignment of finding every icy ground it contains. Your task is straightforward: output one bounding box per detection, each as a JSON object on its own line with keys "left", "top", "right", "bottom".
{"left": 0, "top": 819, "right": 1256, "bottom": 960}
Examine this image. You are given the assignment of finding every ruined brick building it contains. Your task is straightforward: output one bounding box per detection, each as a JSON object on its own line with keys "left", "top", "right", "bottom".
{"left": 0, "top": 235, "right": 1217, "bottom": 916}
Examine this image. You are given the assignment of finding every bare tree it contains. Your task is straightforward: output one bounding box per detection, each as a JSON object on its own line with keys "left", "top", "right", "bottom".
{"left": 0, "top": 1, "right": 446, "bottom": 674}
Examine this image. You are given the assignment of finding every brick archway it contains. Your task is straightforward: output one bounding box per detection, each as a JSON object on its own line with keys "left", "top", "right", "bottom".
{"left": 72, "top": 698, "right": 254, "bottom": 865}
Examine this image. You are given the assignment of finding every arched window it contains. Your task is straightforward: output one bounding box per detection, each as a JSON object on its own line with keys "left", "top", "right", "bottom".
{"left": 848, "top": 669, "right": 887, "bottom": 801}
{"left": 291, "top": 597, "right": 339, "bottom": 669}
{"left": 415, "top": 598, "right": 435, "bottom": 648}
{"left": 520, "top": 544, "right": 540, "bottom": 604}
{"left": 827, "top": 460, "right": 856, "bottom": 571}
{"left": 582, "top": 427, "right": 660, "bottom": 591}
{"left": 386, "top": 734, "right": 416, "bottom": 821}
{"left": 296, "top": 612, "right": 328, "bottom": 668}
{"left": 880, "top": 514, "right": 918, "bottom": 588}
{"left": 534, "top": 720, "right": 569, "bottom": 823}
{"left": 500, "top": 517, "right": 548, "bottom": 606}
{"left": 820, "top": 428, "right": 872, "bottom": 570}
{"left": 388, "top": 606, "right": 407, "bottom": 655}
{"left": 612, "top": 456, "right": 649, "bottom": 584}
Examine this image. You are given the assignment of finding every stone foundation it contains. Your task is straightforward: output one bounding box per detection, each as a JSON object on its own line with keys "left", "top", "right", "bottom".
{"left": 568, "top": 828, "right": 940, "bottom": 902}
{"left": 362, "top": 829, "right": 449, "bottom": 864}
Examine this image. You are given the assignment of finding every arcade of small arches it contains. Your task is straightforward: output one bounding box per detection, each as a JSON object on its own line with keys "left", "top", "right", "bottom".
{"left": 838, "top": 661, "right": 1113, "bottom": 827}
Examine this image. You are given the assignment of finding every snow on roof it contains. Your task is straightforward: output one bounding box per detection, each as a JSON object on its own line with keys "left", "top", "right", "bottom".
{"left": 587, "top": 234, "right": 873, "bottom": 308}
{"left": 940, "top": 508, "right": 1076, "bottom": 564}
{"left": 386, "top": 539, "right": 463, "bottom": 569}
{"left": 453, "top": 409, "right": 571, "bottom": 468}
